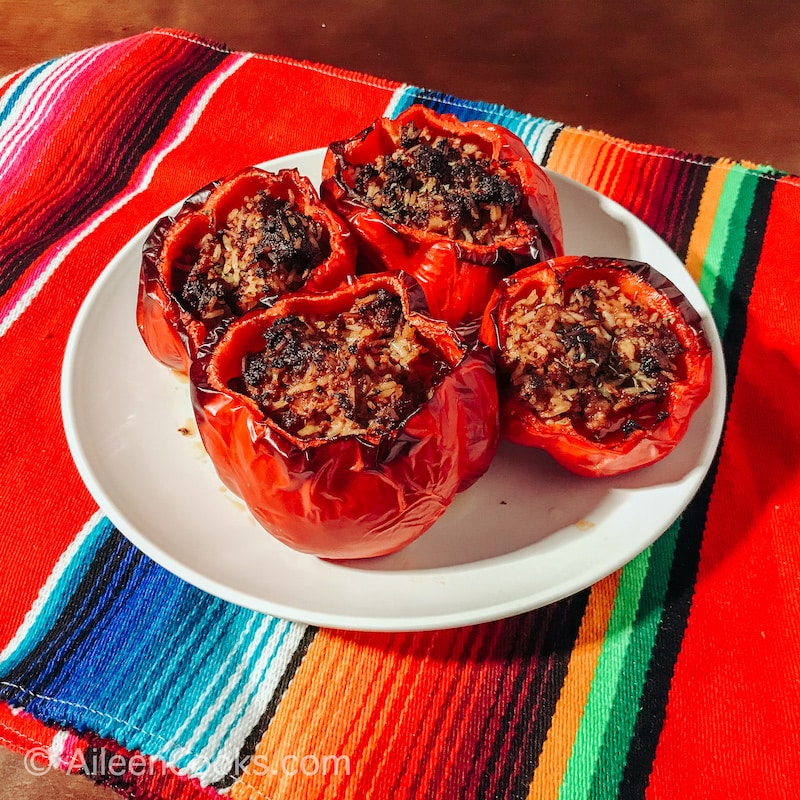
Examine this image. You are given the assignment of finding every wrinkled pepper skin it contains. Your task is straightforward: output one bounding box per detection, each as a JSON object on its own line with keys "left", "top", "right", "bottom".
{"left": 320, "top": 104, "right": 564, "bottom": 332}
{"left": 190, "top": 272, "right": 499, "bottom": 559}
{"left": 137, "top": 167, "right": 356, "bottom": 373}
{"left": 480, "top": 256, "right": 713, "bottom": 477}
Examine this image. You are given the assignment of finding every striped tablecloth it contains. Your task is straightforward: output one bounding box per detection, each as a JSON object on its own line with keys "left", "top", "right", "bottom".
{"left": 1, "top": 28, "right": 798, "bottom": 800}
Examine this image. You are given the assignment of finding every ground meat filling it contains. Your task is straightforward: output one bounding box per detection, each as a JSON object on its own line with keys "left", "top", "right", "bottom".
{"left": 350, "top": 122, "right": 529, "bottom": 244}
{"left": 502, "top": 279, "right": 686, "bottom": 439}
{"left": 179, "top": 191, "right": 330, "bottom": 321}
{"left": 235, "top": 289, "right": 451, "bottom": 439}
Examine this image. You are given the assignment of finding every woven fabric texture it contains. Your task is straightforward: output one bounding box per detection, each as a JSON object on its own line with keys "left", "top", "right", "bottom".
{"left": 1, "top": 28, "right": 798, "bottom": 800}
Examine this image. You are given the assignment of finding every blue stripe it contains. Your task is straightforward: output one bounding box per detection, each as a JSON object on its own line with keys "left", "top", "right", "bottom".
{"left": 0, "top": 529, "right": 309, "bottom": 781}
{"left": 0, "top": 516, "right": 115, "bottom": 675}
{"left": 7, "top": 531, "right": 144, "bottom": 695}
{"left": 0, "top": 60, "right": 56, "bottom": 125}
{"left": 116, "top": 592, "right": 238, "bottom": 729}
{"left": 51, "top": 557, "right": 210, "bottom": 741}
{"left": 165, "top": 611, "right": 266, "bottom": 758}
{"left": 189, "top": 618, "right": 294, "bottom": 759}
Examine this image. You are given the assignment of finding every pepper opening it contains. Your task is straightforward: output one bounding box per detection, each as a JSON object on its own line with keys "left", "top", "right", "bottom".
{"left": 228, "top": 287, "right": 453, "bottom": 441}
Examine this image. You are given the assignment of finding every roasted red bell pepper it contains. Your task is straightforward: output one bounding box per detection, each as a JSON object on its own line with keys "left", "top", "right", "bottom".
{"left": 190, "top": 271, "right": 499, "bottom": 559}
{"left": 479, "top": 256, "right": 713, "bottom": 477}
{"left": 137, "top": 167, "right": 355, "bottom": 373}
{"left": 320, "top": 104, "right": 564, "bottom": 332}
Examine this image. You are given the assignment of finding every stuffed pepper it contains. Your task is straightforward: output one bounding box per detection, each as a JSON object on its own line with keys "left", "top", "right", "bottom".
{"left": 480, "top": 256, "right": 713, "bottom": 477}
{"left": 320, "top": 104, "right": 564, "bottom": 331}
{"left": 190, "top": 272, "right": 499, "bottom": 559}
{"left": 138, "top": 167, "right": 355, "bottom": 373}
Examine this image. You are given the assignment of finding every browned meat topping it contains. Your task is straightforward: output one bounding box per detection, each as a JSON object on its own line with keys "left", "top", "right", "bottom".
{"left": 350, "top": 122, "right": 529, "bottom": 244}
{"left": 179, "top": 191, "right": 330, "bottom": 320}
{"left": 502, "top": 279, "right": 686, "bottom": 438}
{"left": 235, "top": 289, "right": 451, "bottom": 439}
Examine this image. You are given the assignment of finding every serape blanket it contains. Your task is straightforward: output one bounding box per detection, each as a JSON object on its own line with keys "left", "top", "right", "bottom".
{"left": 0, "top": 28, "right": 798, "bottom": 800}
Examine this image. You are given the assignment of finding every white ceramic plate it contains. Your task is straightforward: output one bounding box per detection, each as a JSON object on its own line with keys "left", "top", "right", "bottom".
{"left": 61, "top": 148, "right": 726, "bottom": 631}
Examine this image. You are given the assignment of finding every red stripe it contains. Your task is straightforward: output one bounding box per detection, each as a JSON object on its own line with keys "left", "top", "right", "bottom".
{"left": 0, "top": 72, "right": 18, "bottom": 97}
{"left": 0, "top": 35, "right": 227, "bottom": 297}
{"left": 647, "top": 176, "right": 800, "bottom": 798}
{"left": 354, "top": 627, "right": 476, "bottom": 796}
{"left": 0, "top": 35, "right": 398, "bottom": 650}
{"left": 651, "top": 156, "right": 687, "bottom": 240}
{"left": 421, "top": 622, "right": 507, "bottom": 792}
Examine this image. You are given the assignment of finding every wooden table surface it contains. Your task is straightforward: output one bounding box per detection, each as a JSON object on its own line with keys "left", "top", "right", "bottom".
{"left": 0, "top": 1, "right": 798, "bottom": 796}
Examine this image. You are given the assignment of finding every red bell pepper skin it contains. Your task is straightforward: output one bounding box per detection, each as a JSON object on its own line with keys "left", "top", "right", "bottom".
{"left": 190, "top": 272, "right": 499, "bottom": 559}
{"left": 320, "top": 104, "right": 564, "bottom": 332}
{"left": 137, "top": 167, "right": 356, "bottom": 373}
{"left": 480, "top": 256, "right": 713, "bottom": 477}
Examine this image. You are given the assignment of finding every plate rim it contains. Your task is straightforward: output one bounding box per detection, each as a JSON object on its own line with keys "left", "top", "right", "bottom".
{"left": 60, "top": 147, "right": 727, "bottom": 631}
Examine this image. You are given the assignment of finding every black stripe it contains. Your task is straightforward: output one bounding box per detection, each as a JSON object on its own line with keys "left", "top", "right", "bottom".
{"left": 472, "top": 604, "right": 559, "bottom": 797}
{"left": 0, "top": 44, "right": 229, "bottom": 298}
{"left": 505, "top": 591, "right": 591, "bottom": 800}
{"left": 0, "top": 528, "right": 145, "bottom": 703}
{"left": 459, "top": 592, "right": 589, "bottom": 800}
{"left": 540, "top": 126, "right": 563, "bottom": 170}
{"left": 213, "top": 624, "right": 318, "bottom": 790}
{"left": 668, "top": 157, "right": 715, "bottom": 261}
{"left": 719, "top": 177, "right": 775, "bottom": 400}
{"left": 617, "top": 172, "right": 775, "bottom": 799}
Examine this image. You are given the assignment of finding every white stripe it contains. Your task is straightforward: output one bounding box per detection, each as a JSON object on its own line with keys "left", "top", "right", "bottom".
{"left": 48, "top": 730, "right": 70, "bottom": 769}
{"left": 196, "top": 621, "right": 308, "bottom": 784}
{"left": 166, "top": 612, "right": 262, "bottom": 752}
{"left": 0, "top": 52, "right": 251, "bottom": 342}
{"left": 0, "top": 46, "right": 113, "bottom": 180}
{"left": 170, "top": 613, "right": 275, "bottom": 764}
{"left": 529, "top": 121, "right": 564, "bottom": 164}
{"left": 382, "top": 84, "right": 410, "bottom": 118}
{"left": 0, "top": 510, "right": 103, "bottom": 666}
{"left": 516, "top": 117, "right": 537, "bottom": 152}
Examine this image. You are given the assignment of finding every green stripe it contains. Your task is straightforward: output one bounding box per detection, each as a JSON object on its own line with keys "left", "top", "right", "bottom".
{"left": 542, "top": 157, "right": 771, "bottom": 799}
{"left": 698, "top": 164, "right": 773, "bottom": 332}
{"left": 557, "top": 549, "right": 652, "bottom": 800}
{"left": 588, "top": 521, "right": 681, "bottom": 799}
{"left": 568, "top": 163, "right": 770, "bottom": 797}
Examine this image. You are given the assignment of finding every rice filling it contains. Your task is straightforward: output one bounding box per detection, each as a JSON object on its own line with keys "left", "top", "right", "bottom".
{"left": 502, "top": 279, "right": 686, "bottom": 438}
{"left": 350, "top": 122, "right": 529, "bottom": 244}
{"left": 235, "top": 289, "right": 451, "bottom": 439}
{"left": 179, "top": 191, "right": 330, "bottom": 320}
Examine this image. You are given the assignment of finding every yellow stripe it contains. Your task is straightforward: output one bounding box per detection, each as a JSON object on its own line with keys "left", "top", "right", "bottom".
{"left": 525, "top": 572, "right": 620, "bottom": 800}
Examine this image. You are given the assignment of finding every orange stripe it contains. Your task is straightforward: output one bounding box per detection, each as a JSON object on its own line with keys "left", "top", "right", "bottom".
{"left": 230, "top": 629, "right": 405, "bottom": 799}
{"left": 684, "top": 160, "right": 732, "bottom": 282}
{"left": 525, "top": 572, "right": 621, "bottom": 800}
{"left": 547, "top": 129, "right": 607, "bottom": 185}
{"left": 231, "top": 628, "right": 481, "bottom": 800}
{"left": 588, "top": 142, "right": 623, "bottom": 195}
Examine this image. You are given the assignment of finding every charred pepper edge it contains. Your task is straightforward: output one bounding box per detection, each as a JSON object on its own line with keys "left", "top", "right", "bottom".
{"left": 191, "top": 271, "right": 482, "bottom": 455}
{"left": 322, "top": 105, "right": 564, "bottom": 265}
{"left": 480, "top": 255, "right": 713, "bottom": 476}
{"left": 137, "top": 167, "right": 356, "bottom": 372}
